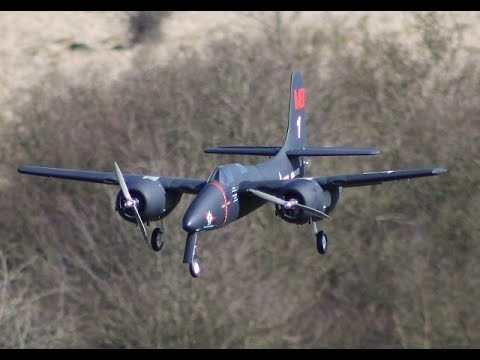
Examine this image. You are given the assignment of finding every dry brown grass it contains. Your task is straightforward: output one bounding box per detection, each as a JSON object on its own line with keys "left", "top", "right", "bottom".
{"left": 2, "top": 11, "right": 479, "bottom": 124}
{"left": 0, "top": 11, "right": 478, "bottom": 348}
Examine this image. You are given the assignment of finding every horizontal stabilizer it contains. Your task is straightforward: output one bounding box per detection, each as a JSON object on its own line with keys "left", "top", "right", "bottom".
{"left": 205, "top": 146, "right": 379, "bottom": 157}
{"left": 204, "top": 146, "right": 281, "bottom": 156}
{"left": 286, "top": 147, "right": 380, "bottom": 157}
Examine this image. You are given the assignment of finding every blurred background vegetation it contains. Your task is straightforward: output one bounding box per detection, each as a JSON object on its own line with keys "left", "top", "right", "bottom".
{"left": 0, "top": 11, "right": 478, "bottom": 348}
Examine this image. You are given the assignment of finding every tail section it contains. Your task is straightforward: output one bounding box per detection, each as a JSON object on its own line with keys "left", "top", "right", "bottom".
{"left": 280, "top": 71, "right": 379, "bottom": 158}
{"left": 204, "top": 70, "right": 379, "bottom": 160}
{"left": 278, "top": 71, "right": 308, "bottom": 177}
{"left": 282, "top": 70, "right": 307, "bottom": 151}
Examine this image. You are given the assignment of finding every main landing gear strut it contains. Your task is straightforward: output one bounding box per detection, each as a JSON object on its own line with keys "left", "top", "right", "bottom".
{"left": 183, "top": 233, "right": 202, "bottom": 278}
{"left": 312, "top": 221, "right": 328, "bottom": 255}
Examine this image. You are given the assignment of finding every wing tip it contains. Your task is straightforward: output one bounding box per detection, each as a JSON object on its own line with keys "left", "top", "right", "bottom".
{"left": 18, "top": 165, "right": 31, "bottom": 174}
{"left": 432, "top": 168, "right": 447, "bottom": 175}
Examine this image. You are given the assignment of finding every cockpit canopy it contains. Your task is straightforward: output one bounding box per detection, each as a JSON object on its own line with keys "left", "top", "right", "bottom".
{"left": 207, "top": 163, "right": 247, "bottom": 186}
{"left": 207, "top": 166, "right": 234, "bottom": 185}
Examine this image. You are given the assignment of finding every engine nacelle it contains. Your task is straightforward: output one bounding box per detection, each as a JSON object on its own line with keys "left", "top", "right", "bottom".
{"left": 274, "top": 180, "right": 342, "bottom": 225}
{"left": 322, "top": 186, "right": 341, "bottom": 215}
{"left": 275, "top": 178, "right": 327, "bottom": 225}
{"left": 115, "top": 178, "right": 182, "bottom": 224}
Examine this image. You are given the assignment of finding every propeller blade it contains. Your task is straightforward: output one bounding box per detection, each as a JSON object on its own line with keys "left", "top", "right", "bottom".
{"left": 296, "top": 203, "right": 330, "bottom": 219}
{"left": 114, "top": 162, "right": 133, "bottom": 203}
{"left": 114, "top": 162, "right": 149, "bottom": 247}
{"left": 247, "top": 188, "right": 330, "bottom": 220}
{"left": 248, "top": 189, "right": 287, "bottom": 206}
{"left": 132, "top": 204, "right": 149, "bottom": 246}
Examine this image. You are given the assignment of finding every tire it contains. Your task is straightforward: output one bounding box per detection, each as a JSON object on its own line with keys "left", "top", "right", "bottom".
{"left": 189, "top": 258, "right": 202, "bottom": 278}
{"left": 316, "top": 231, "right": 328, "bottom": 255}
{"left": 151, "top": 227, "right": 165, "bottom": 252}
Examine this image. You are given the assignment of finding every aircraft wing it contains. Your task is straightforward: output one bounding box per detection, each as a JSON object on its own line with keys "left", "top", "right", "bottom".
{"left": 238, "top": 167, "right": 447, "bottom": 193}
{"left": 18, "top": 165, "right": 207, "bottom": 194}
{"left": 313, "top": 168, "right": 447, "bottom": 189}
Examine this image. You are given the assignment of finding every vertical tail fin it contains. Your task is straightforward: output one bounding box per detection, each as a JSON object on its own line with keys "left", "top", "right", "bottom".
{"left": 282, "top": 70, "right": 307, "bottom": 151}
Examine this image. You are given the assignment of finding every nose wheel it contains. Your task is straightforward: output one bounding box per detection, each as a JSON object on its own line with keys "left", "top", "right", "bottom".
{"left": 183, "top": 233, "right": 202, "bottom": 278}
{"left": 189, "top": 258, "right": 202, "bottom": 278}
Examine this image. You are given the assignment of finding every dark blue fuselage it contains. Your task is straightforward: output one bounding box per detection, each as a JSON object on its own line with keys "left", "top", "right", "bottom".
{"left": 182, "top": 153, "right": 303, "bottom": 234}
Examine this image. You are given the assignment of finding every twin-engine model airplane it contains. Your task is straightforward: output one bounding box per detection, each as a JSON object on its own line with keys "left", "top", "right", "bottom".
{"left": 18, "top": 71, "right": 447, "bottom": 278}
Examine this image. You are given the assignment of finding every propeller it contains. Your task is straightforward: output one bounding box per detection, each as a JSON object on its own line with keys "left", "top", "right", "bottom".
{"left": 114, "top": 162, "right": 149, "bottom": 246}
{"left": 247, "top": 188, "right": 330, "bottom": 219}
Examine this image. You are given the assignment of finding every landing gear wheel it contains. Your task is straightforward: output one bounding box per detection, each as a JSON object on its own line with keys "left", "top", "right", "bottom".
{"left": 189, "top": 258, "right": 202, "bottom": 278}
{"left": 151, "top": 227, "right": 165, "bottom": 252}
{"left": 316, "top": 231, "right": 328, "bottom": 255}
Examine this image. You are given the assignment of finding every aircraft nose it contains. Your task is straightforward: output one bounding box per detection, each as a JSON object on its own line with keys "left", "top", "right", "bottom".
{"left": 182, "top": 183, "right": 224, "bottom": 233}
{"left": 182, "top": 210, "right": 204, "bottom": 233}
